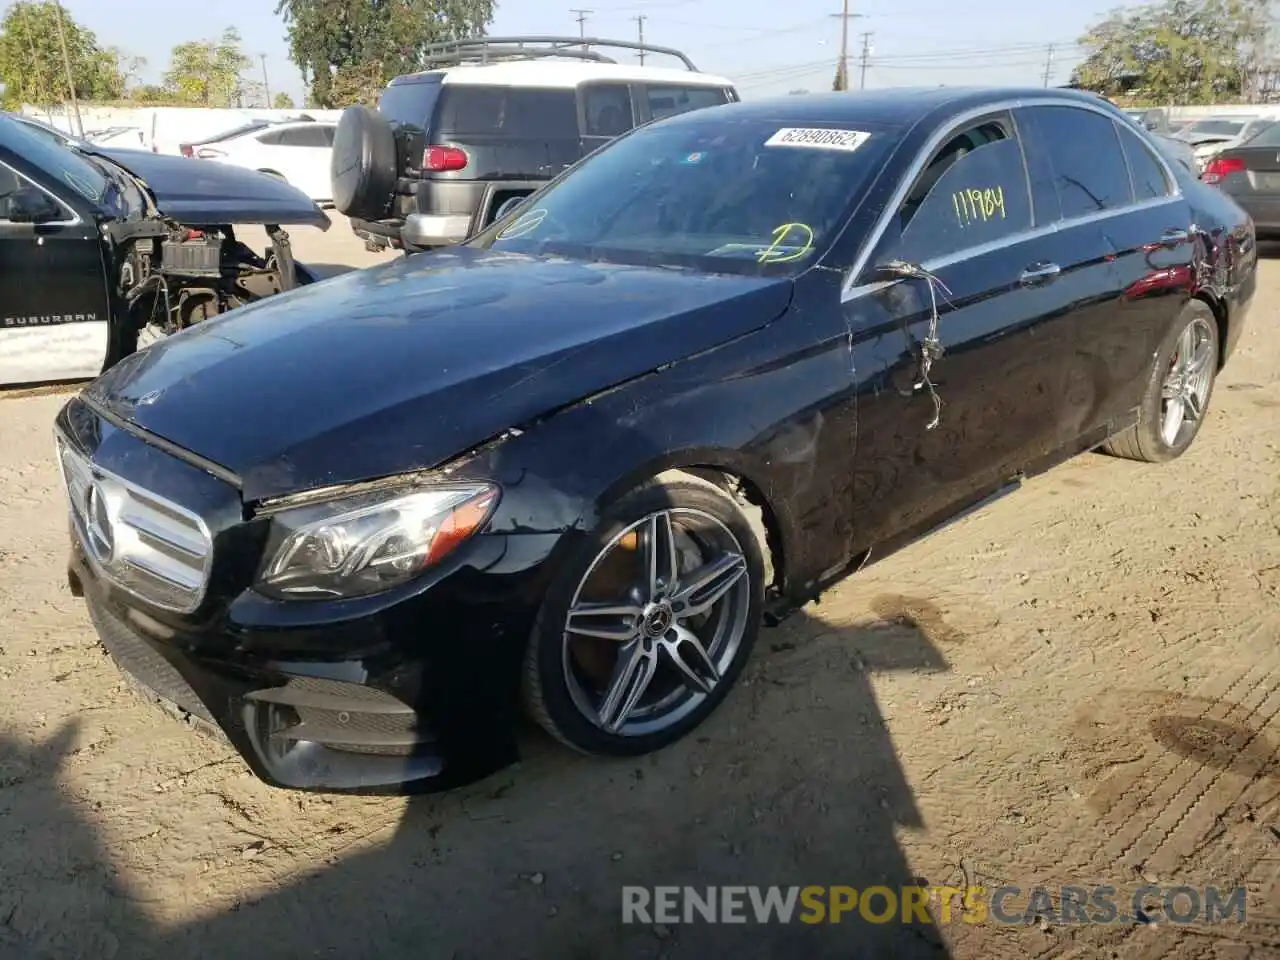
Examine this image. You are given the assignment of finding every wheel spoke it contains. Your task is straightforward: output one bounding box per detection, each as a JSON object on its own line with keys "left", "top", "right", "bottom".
{"left": 1177, "top": 325, "right": 1195, "bottom": 372}
{"left": 1185, "top": 336, "right": 1212, "bottom": 376}
{"left": 566, "top": 602, "right": 643, "bottom": 642}
{"left": 597, "top": 639, "right": 659, "bottom": 732}
{"left": 661, "top": 625, "right": 720, "bottom": 694}
{"left": 672, "top": 552, "right": 748, "bottom": 619}
{"left": 1184, "top": 389, "right": 1203, "bottom": 422}
{"left": 1162, "top": 396, "right": 1184, "bottom": 443}
{"left": 643, "top": 511, "right": 680, "bottom": 602}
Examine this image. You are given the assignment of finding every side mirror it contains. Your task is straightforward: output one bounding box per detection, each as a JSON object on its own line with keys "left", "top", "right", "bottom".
{"left": 494, "top": 195, "right": 528, "bottom": 221}
{"left": 8, "top": 186, "right": 65, "bottom": 224}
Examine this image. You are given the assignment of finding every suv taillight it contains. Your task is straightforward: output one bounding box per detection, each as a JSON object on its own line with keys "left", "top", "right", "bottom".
{"left": 180, "top": 144, "right": 194, "bottom": 158}
{"left": 423, "top": 145, "right": 468, "bottom": 172}
{"left": 1202, "top": 156, "right": 1245, "bottom": 183}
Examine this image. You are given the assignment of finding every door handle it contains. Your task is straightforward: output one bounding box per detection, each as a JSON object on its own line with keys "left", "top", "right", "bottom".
{"left": 1019, "top": 261, "right": 1061, "bottom": 286}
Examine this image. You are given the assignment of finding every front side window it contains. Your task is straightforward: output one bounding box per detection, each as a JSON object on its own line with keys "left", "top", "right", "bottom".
{"left": 472, "top": 115, "right": 897, "bottom": 276}
{"left": 876, "top": 123, "right": 1033, "bottom": 267}
{"left": 645, "top": 85, "right": 731, "bottom": 122}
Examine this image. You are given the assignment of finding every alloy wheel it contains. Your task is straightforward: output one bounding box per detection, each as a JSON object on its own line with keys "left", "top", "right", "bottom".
{"left": 561, "top": 508, "right": 752, "bottom": 736}
{"left": 1159, "top": 316, "right": 1215, "bottom": 446}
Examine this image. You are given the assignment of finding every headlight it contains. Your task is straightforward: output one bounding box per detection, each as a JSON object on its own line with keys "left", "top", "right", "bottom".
{"left": 255, "top": 483, "right": 499, "bottom": 600}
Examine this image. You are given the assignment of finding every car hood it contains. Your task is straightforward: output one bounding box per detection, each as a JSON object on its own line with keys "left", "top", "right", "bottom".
{"left": 90, "top": 147, "right": 331, "bottom": 229}
{"left": 84, "top": 247, "right": 794, "bottom": 501}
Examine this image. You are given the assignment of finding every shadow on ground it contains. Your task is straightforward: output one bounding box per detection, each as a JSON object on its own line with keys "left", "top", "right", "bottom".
{"left": 0, "top": 607, "right": 955, "bottom": 960}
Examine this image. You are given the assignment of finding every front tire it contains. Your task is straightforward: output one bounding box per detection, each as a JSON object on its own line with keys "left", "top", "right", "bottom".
{"left": 523, "top": 472, "right": 764, "bottom": 756}
{"left": 1103, "top": 300, "right": 1219, "bottom": 463}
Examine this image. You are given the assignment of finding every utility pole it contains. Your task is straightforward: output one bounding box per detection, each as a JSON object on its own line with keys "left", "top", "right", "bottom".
{"left": 1042, "top": 43, "right": 1055, "bottom": 87}
{"left": 858, "top": 31, "right": 873, "bottom": 89}
{"left": 634, "top": 14, "right": 646, "bottom": 65}
{"left": 829, "top": 1, "right": 863, "bottom": 92}
{"left": 52, "top": 0, "right": 83, "bottom": 137}
{"left": 260, "top": 54, "right": 272, "bottom": 108}
{"left": 571, "top": 9, "right": 593, "bottom": 51}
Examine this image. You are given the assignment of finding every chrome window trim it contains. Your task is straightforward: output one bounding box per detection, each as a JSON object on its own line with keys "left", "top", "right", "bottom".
{"left": 55, "top": 428, "right": 214, "bottom": 614}
{"left": 840, "top": 96, "right": 1183, "bottom": 304}
{"left": 0, "top": 157, "right": 82, "bottom": 227}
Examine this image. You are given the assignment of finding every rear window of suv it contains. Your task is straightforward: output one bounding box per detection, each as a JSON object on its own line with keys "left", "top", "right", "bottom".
{"left": 435, "top": 86, "right": 579, "bottom": 139}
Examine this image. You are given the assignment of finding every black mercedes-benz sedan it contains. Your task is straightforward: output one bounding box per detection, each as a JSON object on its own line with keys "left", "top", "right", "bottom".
{"left": 56, "top": 87, "right": 1256, "bottom": 793}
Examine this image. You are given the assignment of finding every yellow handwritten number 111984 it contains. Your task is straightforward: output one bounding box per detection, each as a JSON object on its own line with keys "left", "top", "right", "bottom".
{"left": 952, "top": 186, "right": 1006, "bottom": 227}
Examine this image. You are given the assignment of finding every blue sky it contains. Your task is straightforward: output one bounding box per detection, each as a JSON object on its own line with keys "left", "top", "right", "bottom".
{"left": 61, "top": 0, "right": 1118, "bottom": 103}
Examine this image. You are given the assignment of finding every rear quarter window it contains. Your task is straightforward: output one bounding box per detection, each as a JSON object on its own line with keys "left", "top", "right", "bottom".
{"left": 435, "top": 86, "right": 579, "bottom": 139}
{"left": 379, "top": 79, "right": 443, "bottom": 131}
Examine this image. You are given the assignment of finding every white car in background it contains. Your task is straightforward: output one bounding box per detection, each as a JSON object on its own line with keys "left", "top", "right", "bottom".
{"left": 185, "top": 119, "right": 336, "bottom": 203}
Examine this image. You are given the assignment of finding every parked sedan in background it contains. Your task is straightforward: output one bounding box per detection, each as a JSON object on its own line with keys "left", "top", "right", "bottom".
{"left": 1202, "top": 119, "right": 1280, "bottom": 238}
{"left": 1174, "top": 115, "right": 1276, "bottom": 172}
{"left": 57, "top": 87, "right": 1255, "bottom": 793}
{"left": 185, "top": 118, "right": 336, "bottom": 203}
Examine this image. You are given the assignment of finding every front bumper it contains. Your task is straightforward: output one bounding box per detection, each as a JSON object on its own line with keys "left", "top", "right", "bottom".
{"left": 57, "top": 401, "right": 544, "bottom": 794}
{"left": 70, "top": 537, "right": 527, "bottom": 793}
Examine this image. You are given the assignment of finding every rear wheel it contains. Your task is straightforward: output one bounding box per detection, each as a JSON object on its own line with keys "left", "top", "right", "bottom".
{"left": 523, "top": 472, "right": 764, "bottom": 756}
{"left": 1103, "top": 300, "right": 1219, "bottom": 463}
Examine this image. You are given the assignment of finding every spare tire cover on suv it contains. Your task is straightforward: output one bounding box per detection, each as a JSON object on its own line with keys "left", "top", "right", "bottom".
{"left": 331, "top": 105, "right": 398, "bottom": 220}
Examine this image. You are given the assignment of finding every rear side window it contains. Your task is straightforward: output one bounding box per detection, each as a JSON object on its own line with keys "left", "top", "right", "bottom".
{"left": 644, "top": 85, "right": 730, "bottom": 121}
{"left": 1025, "top": 105, "right": 1133, "bottom": 218}
{"left": 1117, "top": 124, "right": 1171, "bottom": 201}
{"left": 583, "top": 83, "right": 634, "bottom": 137}
{"left": 378, "top": 79, "right": 443, "bottom": 131}
{"left": 435, "top": 86, "right": 579, "bottom": 139}
{"left": 275, "top": 126, "right": 328, "bottom": 147}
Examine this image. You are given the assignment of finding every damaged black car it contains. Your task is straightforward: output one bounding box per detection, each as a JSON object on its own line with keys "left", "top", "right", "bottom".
{"left": 57, "top": 87, "right": 1255, "bottom": 792}
{"left": 0, "top": 112, "right": 329, "bottom": 387}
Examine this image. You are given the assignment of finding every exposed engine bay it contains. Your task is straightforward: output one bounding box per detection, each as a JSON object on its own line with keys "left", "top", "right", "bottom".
{"left": 110, "top": 219, "right": 303, "bottom": 351}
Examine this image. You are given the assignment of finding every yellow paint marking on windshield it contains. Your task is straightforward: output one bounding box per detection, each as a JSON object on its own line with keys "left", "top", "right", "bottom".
{"left": 952, "top": 186, "right": 1006, "bottom": 227}
{"left": 497, "top": 208, "right": 548, "bottom": 239}
{"left": 756, "top": 222, "right": 815, "bottom": 263}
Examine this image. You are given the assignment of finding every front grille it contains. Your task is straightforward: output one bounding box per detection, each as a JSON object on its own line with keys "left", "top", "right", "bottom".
{"left": 56, "top": 433, "right": 213, "bottom": 613}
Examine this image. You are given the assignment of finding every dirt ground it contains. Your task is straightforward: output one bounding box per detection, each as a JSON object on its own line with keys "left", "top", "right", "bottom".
{"left": 0, "top": 220, "right": 1277, "bottom": 959}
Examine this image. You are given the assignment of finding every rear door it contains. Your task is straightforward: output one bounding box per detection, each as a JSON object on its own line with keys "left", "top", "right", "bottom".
{"left": 843, "top": 110, "right": 1085, "bottom": 545}
{"left": 1015, "top": 103, "right": 1194, "bottom": 437}
{"left": 0, "top": 159, "right": 110, "bottom": 386}
{"left": 636, "top": 83, "right": 733, "bottom": 124}
{"left": 431, "top": 85, "right": 583, "bottom": 181}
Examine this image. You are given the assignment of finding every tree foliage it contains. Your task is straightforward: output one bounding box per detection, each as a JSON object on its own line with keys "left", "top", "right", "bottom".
{"left": 276, "top": 0, "right": 498, "bottom": 108}
{"left": 161, "top": 28, "right": 253, "bottom": 107}
{"left": 1072, "top": 0, "right": 1270, "bottom": 103}
{"left": 0, "top": 1, "right": 126, "bottom": 108}
{"left": 273, "top": 91, "right": 296, "bottom": 108}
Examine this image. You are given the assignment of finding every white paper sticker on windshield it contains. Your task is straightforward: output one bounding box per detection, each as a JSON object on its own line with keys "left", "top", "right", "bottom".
{"left": 764, "top": 127, "right": 871, "bottom": 152}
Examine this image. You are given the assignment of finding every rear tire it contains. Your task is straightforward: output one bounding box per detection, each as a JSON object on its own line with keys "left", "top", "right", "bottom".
{"left": 1103, "top": 300, "right": 1219, "bottom": 463}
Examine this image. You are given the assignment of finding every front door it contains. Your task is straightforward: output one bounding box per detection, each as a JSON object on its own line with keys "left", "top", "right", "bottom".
{"left": 0, "top": 162, "right": 111, "bottom": 386}
{"left": 842, "top": 111, "right": 1084, "bottom": 548}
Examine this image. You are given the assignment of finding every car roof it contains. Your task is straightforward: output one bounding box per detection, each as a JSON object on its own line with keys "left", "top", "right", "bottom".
{"left": 657, "top": 86, "right": 1116, "bottom": 129}
{"left": 393, "top": 61, "right": 735, "bottom": 90}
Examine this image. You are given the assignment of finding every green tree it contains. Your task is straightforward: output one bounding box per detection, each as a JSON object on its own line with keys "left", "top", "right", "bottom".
{"left": 0, "top": 1, "right": 128, "bottom": 108}
{"left": 275, "top": 0, "right": 497, "bottom": 108}
{"left": 1072, "top": 0, "right": 1269, "bottom": 103}
{"left": 272, "top": 91, "right": 296, "bottom": 108}
{"left": 162, "top": 27, "right": 252, "bottom": 106}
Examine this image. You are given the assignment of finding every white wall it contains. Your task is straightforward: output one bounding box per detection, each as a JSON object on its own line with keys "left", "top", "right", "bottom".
{"left": 20, "top": 105, "right": 344, "bottom": 155}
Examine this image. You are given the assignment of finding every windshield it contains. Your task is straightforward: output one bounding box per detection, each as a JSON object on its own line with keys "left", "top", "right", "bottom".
{"left": 0, "top": 116, "right": 112, "bottom": 205}
{"left": 471, "top": 113, "right": 896, "bottom": 275}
